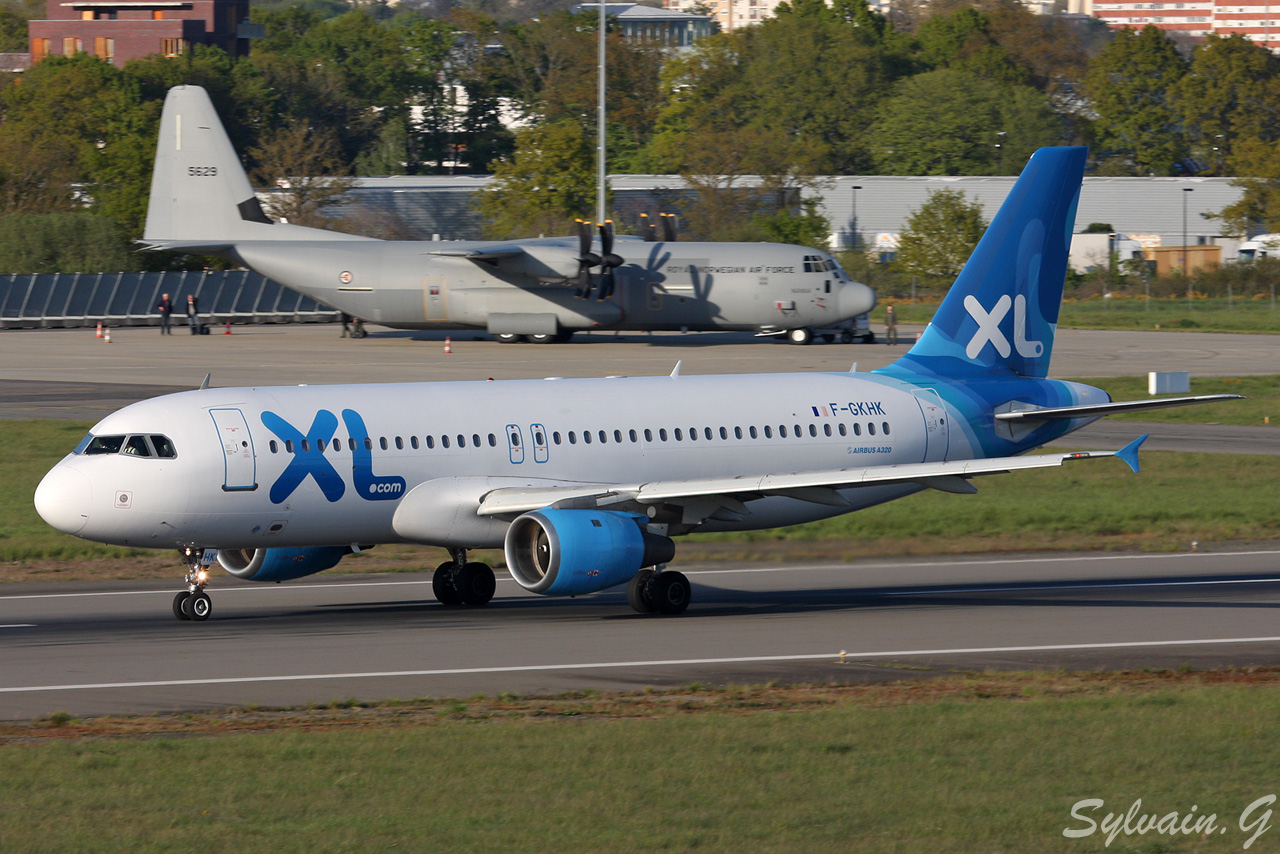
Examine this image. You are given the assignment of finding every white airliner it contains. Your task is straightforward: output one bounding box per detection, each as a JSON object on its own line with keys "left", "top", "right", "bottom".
{"left": 35, "top": 147, "right": 1238, "bottom": 620}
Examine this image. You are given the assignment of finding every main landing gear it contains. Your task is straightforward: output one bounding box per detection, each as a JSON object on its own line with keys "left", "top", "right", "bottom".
{"left": 627, "top": 567, "right": 691, "bottom": 615}
{"left": 173, "top": 545, "right": 212, "bottom": 621}
{"left": 432, "top": 548, "right": 496, "bottom": 607}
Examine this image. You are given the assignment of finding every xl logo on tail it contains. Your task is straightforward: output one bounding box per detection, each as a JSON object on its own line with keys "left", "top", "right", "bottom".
{"left": 963, "top": 294, "right": 1043, "bottom": 360}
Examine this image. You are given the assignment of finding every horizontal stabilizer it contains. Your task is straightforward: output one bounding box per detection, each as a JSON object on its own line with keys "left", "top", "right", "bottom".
{"left": 994, "top": 394, "right": 1245, "bottom": 422}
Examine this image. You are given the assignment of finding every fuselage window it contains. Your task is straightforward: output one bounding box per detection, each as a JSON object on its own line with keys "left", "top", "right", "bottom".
{"left": 705, "top": 427, "right": 713, "bottom": 440}
{"left": 674, "top": 428, "right": 683, "bottom": 441}
{"left": 720, "top": 427, "right": 728, "bottom": 440}
{"left": 883, "top": 422, "right": 891, "bottom": 435}
{"left": 852, "top": 423, "right": 861, "bottom": 436}
{"left": 734, "top": 426, "right": 743, "bottom": 439}
{"left": 457, "top": 435, "right": 466, "bottom": 448}
{"left": 535, "top": 430, "right": 545, "bottom": 446}
{"left": 411, "top": 436, "right": 419, "bottom": 450}
{"left": 658, "top": 428, "right": 667, "bottom": 442}
{"left": 442, "top": 435, "right": 450, "bottom": 449}
{"left": 614, "top": 430, "right": 622, "bottom": 444}
{"left": 794, "top": 424, "right": 802, "bottom": 438}
{"left": 269, "top": 440, "right": 278, "bottom": 454}
{"left": 123, "top": 435, "right": 151, "bottom": 457}
{"left": 629, "top": 429, "right": 637, "bottom": 443}
{"left": 763, "top": 426, "right": 772, "bottom": 439}
{"left": 824, "top": 424, "right": 832, "bottom": 437}
{"left": 349, "top": 438, "right": 357, "bottom": 451}
{"left": 364, "top": 438, "right": 373, "bottom": 451}
{"left": 151, "top": 435, "right": 176, "bottom": 458}
{"left": 838, "top": 423, "right": 847, "bottom": 437}
{"left": 379, "top": 437, "right": 388, "bottom": 450}
{"left": 473, "top": 433, "right": 481, "bottom": 447}
{"left": 489, "top": 434, "right": 498, "bottom": 447}
{"left": 779, "top": 426, "right": 787, "bottom": 439}
{"left": 301, "top": 439, "right": 310, "bottom": 453}
{"left": 568, "top": 431, "right": 577, "bottom": 445}
{"left": 319, "top": 439, "right": 328, "bottom": 452}
{"left": 425, "top": 436, "right": 435, "bottom": 449}
{"left": 688, "top": 428, "right": 697, "bottom": 442}
{"left": 285, "top": 440, "right": 295, "bottom": 453}
{"left": 83, "top": 435, "right": 125, "bottom": 455}
{"left": 868, "top": 423, "right": 876, "bottom": 436}
{"left": 809, "top": 424, "right": 818, "bottom": 437}
{"left": 553, "top": 432, "right": 562, "bottom": 445}
{"left": 599, "top": 430, "right": 607, "bottom": 444}
{"left": 750, "top": 426, "right": 759, "bottom": 439}
{"left": 511, "top": 432, "right": 520, "bottom": 447}
{"left": 584, "top": 431, "right": 592, "bottom": 444}
{"left": 395, "top": 437, "right": 403, "bottom": 450}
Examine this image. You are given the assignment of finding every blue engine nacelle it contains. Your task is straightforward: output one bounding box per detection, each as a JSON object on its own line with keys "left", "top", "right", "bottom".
{"left": 504, "top": 509, "right": 676, "bottom": 597}
{"left": 216, "top": 546, "right": 349, "bottom": 583}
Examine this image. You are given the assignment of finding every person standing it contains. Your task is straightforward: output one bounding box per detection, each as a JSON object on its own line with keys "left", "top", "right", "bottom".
{"left": 187, "top": 294, "right": 200, "bottom": 335}
{"left": 157, "top": 293, "right": 173, "bottom": 335}
{"left": 884, "top": 304, "right": 898, "bottom": 346}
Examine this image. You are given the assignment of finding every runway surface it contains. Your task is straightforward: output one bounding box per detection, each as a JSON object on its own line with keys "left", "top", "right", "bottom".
{"left": 3, "top": 549, "right": 1280, "bottom": 720}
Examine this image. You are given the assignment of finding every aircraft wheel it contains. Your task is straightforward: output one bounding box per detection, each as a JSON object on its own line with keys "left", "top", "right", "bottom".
{"left": 553, "top": 330, "right": 575, "bottom": 343}
{"left": 182, "top": 591, "right": 212, "bottom": 621}
{"left": 527, "top": 333, "right": 557, "bottom": 344}
{"left": 459, "top": 562, "right": 496, "bottom": 606}
{"left": 627, "top": 569, "right": 656, "bottom": 614}
{"left": 433, "top": 561, "right": 464, "bottom": 606}
{"left": 173, "top": 591, "right": 192, "bottom": 621}
{"left": 839, "top": 330, "right": 854, "bottom": 344}
{"left": 650, "top": 571, "right": 691, "bottom": 615}
{"left": 788, "top": 327, "right": 813, "bottom": 345}
{"left": 821, "top": 334, "right": 835, "bottom": 344}
{"left": 494, "top": 333, "right": 525, "bottom": 344}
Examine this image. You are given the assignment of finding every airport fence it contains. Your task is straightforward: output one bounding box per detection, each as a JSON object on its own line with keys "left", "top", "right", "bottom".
{"left": 0, "top": 270, "right": 339, "bottom": 329}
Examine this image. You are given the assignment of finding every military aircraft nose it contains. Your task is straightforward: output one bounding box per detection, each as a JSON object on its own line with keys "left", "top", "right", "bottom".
{"left": 34, "top": 464, "right": 91, "bottom": 536}
{"left": 841, "top": 279, "right": 877, "bottom": 318}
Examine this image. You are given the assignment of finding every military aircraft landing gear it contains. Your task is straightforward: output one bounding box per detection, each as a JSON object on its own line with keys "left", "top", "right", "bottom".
{"left": 432, "top": 549, "right": 496, "bottom": 607}
{"left": 173, "top": 546, "right": 212, "bottom": 621}
{"left": 628, "top": 567, "right": 690, "bottom": 615}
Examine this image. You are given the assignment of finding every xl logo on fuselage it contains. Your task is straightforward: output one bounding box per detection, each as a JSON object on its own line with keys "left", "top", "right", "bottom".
{"left": 261, "top": 409, "right": 406, "bottom": 504}
{"left": 963, "top": 294, "right": 1043, "bottom": 360}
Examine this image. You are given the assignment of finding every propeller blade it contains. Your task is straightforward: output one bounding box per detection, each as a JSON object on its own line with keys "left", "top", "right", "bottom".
{"left": 575, "top": 219, "right": 600, "bottom": 297}
{"left": 640, "top": 213, "right": 657, "bottom": 242}
{"left": 660, "top": 213, "right": 678, "bottom": 243}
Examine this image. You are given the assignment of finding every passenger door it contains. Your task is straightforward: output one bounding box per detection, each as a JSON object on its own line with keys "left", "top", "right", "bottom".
{"left": 209, "top": 408, "right": 257, "bottom": 491}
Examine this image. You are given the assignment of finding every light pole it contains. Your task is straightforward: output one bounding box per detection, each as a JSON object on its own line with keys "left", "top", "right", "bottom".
{"left": 596, "top": 0, "right": 607, "bottom": 225}
{"left": 850, "top": 184, "right": 862, "bottom": 250}
{"left": 1182, "top": 188, "right": 1193, "bottom": 299}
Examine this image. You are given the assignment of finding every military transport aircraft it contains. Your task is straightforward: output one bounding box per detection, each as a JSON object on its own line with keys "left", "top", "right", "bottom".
{"left": 141, "top": 85, "right": 876, "bottom": 344}
{"left": 40, "top": 146, "right": 1239, "bottom": 620}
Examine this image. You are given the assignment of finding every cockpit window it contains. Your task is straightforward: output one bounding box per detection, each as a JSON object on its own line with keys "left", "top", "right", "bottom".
{"left": 76, "top": 433, "right": 177, "bottom": 458}
{"left": 122, "top": 436, "right": 152, "bottom": 457}
{"left": 82, "top": 435, "right": 125, "bottom": 455}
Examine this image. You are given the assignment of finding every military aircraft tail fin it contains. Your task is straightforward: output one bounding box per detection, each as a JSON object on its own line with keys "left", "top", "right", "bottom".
{"left": 143, "top": 86, "right": 355, "bottom": 249}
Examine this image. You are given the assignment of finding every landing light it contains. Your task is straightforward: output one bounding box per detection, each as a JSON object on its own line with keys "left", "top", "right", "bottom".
{"left": 197, "top": 569, "right": 208, "bottom": 583}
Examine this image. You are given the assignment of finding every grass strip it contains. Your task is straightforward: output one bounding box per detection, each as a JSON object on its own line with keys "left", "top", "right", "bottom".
{"left": 3, "top": 671, "right": 1280, "bottom": 852}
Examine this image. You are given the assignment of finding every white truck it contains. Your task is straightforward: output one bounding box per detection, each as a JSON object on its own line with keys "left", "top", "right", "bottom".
{"left": 1237, "top": 234, "right": 1280, "bottom": 260}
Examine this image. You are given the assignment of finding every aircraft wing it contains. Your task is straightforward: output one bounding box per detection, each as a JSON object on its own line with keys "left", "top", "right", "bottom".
{"left": 475, "top": 437, "right": 1147, "bottom": 523}
{"left": 424, "top": 247, "right": 525, "bottom": 260}
{"left": 995, "top": 394, "right": 1244, "bottom": 421}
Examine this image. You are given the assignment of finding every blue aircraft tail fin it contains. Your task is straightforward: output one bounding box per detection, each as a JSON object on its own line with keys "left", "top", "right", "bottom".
{"left": 882, "top": 147, "right": 1087, "bottom": 380}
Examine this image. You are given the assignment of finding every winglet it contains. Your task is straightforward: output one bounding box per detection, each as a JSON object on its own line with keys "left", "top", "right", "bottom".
{"left": 1115, "top": 433, "right": 1148, "bottom": 474}
{"left": 670, "top": 360, "right": 682, "bottom": 378}
{"left": 198, "top": 372, "right": 211, "bottom": 390}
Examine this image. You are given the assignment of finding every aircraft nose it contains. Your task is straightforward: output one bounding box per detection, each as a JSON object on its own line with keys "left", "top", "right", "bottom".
{"left": 34, "top": 464, "right": 91, "bottom": 536}
{"left": 840, "top": 279, "right": 877, "bottom": 318}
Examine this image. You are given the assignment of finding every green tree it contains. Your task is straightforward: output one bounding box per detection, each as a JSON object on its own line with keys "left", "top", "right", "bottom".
{"left": 249, "top": 123, "right": 357, "bottom": 229}
{"left": 0, "top": 5, "right": 29, "bottom": 52}
{"left": 915, "top": 6, "right": 1027, "bottom": 85}
{"left": 1084, "top": 25, "right": 1188, "bottom": 176}
{"left": 755, "top": 198, "right": 830, "bottom": 248}
{"left": 895, "top": 188, "right": 986, "bottom": 281}
{"left": 1172, "top": 35, "right": 1280, "bottom": 176}
{"left": 1214, "top": 138, "right": 1280, "bottom": 237}
{"left": 0, "top": 213, "right": 137, "bottom": 273}
{"left": 476, "top": 121, "right": 595, "bottom": 238}
{"left": 870, "top": 69, "right": 1061, "bottom": 175}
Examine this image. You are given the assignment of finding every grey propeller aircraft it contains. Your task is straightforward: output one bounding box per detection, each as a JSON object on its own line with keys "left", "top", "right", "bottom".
{"left": 141, "top": 86, "right": 877, "bottom": 344}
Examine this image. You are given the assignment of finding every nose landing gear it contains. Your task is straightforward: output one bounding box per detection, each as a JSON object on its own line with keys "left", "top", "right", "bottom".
{"left": 173, "top": 546, "right": 213, "bottom": 621}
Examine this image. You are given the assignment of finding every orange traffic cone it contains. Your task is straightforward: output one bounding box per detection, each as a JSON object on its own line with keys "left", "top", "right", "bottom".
{"left": 95, "top": 321, "right": 103, "bottom": 338}
{"left": 104, "top": 328, "right": 111, "bottom": 344}
{"left": 443, "top": 336, "right": 452, "bottom": 354}
{"left": 224, "top": 321, "right": 232, "bottom": 335}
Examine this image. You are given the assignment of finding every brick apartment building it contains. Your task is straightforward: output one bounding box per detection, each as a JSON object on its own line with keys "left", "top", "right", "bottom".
{"left": 1078, "top": 0, "right": 1280, "bottom": 51}
{"left": 27, "top": 0, "right": 256, "bottom": 68}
